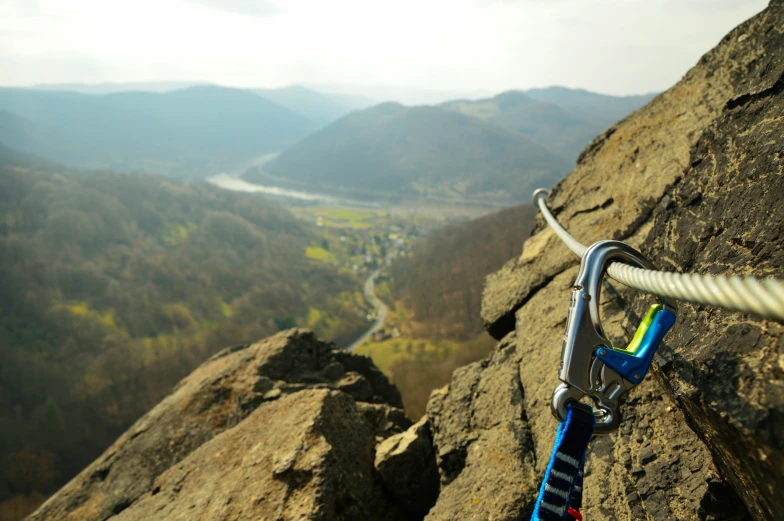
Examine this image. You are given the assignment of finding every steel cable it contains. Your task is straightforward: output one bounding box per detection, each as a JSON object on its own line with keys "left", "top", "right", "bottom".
{"left": 532, "top": 189, "right": 784, "bottom": 322}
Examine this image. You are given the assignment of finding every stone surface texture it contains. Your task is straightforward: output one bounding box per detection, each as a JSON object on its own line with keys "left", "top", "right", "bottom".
{"left": 109, "top": 390, "right": 404, "bottom": 521}
{"left": 461, "top": 2, "right": 782, "bottom": 520}
{"left": 375, "top": 417, "right": 440, "bottom": 518}
{"left": 481, "top": 1, "right": 782, "bottom": 340}
{"left": 425, "top": 332, "right": 538, "bottom": 521}
{"left": 26, "top": 329, "right": 409, "bottom": 521}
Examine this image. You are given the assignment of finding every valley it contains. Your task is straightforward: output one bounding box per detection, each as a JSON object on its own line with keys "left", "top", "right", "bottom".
{"left": 0, "top": 82, "right": 651, "bottom": 520}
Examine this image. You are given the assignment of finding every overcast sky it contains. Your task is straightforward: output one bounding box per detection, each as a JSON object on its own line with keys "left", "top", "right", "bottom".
{"left": 0, "top": 0, "right": 769, "bottom": 101}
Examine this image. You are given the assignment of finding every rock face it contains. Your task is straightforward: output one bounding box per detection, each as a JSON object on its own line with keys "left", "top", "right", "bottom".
{"left": 481, "top": 1, "right": 783, "bottom": 341}
{"left": 375, "top": 417, "right": 440, "bottom": 518}
{"left": 425, "top": 332, "right": 538, "bottom": 521}
{"left": 638, "top": 40, "right": 784, "bottom": 520}
{"left": 27, "top": 330, "right": 418, "bottom": 521}
{"left": 465, "top": 1, "right": 782, "bottom": 520}
{"left": 26, "top": 3, "right": 784, "bottom": 521}
{"left": 110, "top": 389, "right": 405, "bottom": 521}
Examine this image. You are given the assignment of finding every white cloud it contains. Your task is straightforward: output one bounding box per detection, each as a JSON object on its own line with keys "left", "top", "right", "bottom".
{"left": 0, "top": 0, "right": 769, "bottom": 98}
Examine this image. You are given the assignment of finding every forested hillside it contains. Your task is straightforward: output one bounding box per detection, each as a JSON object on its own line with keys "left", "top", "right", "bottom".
{"left": 442, "top": 88, "right": 655, "bottom": 161}
{"left": 358, "top": 204, "right": 538, "bottom": 416}
{"left": 0, "top": 146, "right": 368, "bottom": 517}
{"left": 524, "top": 86, "right": 654, "bottom": 125}
{"left": 253, "top": 103, "right": 570, "bottom": 203}
{"left": 389, "top": 203, "right": 537, "bottom": 340}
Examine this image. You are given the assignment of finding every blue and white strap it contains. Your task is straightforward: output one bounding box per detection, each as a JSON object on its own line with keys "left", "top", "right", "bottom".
{"left": 531, "top": 402, "right": 595, "bottom": 521}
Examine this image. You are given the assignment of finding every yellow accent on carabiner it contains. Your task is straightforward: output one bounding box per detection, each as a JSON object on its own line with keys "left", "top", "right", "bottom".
{"left": 620, "top": 304, "right": 663, "bottom": 354}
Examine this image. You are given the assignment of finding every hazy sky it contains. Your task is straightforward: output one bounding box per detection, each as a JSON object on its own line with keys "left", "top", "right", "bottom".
{"left": 0, "top": 0, "right": 769, "bottom": 100}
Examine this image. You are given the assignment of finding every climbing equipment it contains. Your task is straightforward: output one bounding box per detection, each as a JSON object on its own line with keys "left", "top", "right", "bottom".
{"left": 532, "top": 189, "right": 784, "bottom": 323}
{"left": 532, "top": 240, "right": 676, "bottom": 520}
{"left": 551, "top": 240, "right": 677, "bottom": 434}
{"left": 530, "top": 187, "right": 784, "bottom": 519}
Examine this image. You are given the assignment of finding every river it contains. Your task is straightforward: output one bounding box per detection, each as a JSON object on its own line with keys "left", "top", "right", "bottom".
{"left": 206, "top": 173, "right": 382, "bottom": 208}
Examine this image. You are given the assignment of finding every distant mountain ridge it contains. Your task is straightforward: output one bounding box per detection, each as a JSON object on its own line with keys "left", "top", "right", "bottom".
{"left": 442, "top": 87, "right": 655, "bottom": 161}
{"left": 0, "top": 85, "right": 315, "bottom": 179}
{"left": 0, "top": 83, "right": 655, "bottom": 195}
{"left": 250, "top": 86, "right": 654, "bottom": 204}
{"left": 250, "top": 101, "right": 572, "bottom": 204}
{"left": 524, "top": 86, "right": 656, "bottom": 123}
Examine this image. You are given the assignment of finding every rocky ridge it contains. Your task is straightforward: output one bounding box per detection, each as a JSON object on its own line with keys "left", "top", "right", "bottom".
{"left": 26, "top": 330, "right": 428, "bottom": 521}
{"left": 26, "top": 2, "right": 783, "bottom": 520}
{"left": 473, "top": 2, "right": 783, "bottom": 520}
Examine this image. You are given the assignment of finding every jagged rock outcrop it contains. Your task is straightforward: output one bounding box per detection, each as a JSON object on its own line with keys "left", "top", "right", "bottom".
{"left": 109, "top": 389, "right": 405, "bottom": 521}
{"left": 637, "top": 42, "right": 784, "bottom": 519}
{"left": 375, "top": 417, "right": 440, "bottom": 518}
{"left": 26, "top": 330, "right": 416, "bottom": 521}
{"left": 424, "top": 332, "right": 539, "bottom": 520}
{"left": 456, "top": 1, "right": 782, "bottom": 520}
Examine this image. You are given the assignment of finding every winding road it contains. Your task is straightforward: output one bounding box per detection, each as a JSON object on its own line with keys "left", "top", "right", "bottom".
{"left": 346, "top": 268, "right": 389, "bottom": 352}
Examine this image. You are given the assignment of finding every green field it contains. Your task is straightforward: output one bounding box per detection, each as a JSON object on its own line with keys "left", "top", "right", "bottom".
{"left": 293, "top": 205, "right": 386, "bottom": 229}
{"left": 355, "top": 337, "right": 463, "bottom": 375}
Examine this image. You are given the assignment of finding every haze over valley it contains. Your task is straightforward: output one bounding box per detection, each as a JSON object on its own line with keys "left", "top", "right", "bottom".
{"left": 0, "top": 83, "right": 654, "bottom": 204}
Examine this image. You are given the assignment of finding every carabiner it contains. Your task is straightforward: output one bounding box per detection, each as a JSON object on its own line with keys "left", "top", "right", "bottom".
{"left": 550, "top": 240, "right": 676, "bottom": 434}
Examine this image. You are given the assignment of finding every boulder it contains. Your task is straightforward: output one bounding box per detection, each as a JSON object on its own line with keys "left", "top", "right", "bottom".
{"left": 358, "top": 402, "right": 413, "bottom": 441}
{"left": 27, "top": 329, "right": 408, "bottom": 521}
{"left": 375, "top": 417, "right": 439, "bottom": 518}
{"left": 110, "top": 390, "right": 405, "bottom": 521}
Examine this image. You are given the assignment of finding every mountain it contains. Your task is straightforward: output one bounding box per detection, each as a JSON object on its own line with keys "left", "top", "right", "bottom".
{"left": 0, "top": 145, "right": 370, "bottom": 518}
{"left": 524, "top": 86, "right": 656, "bottom": 125}
{"left": 249, "top": 102, "right": 572, "bottom": 204}
{"left": 0, "top": 110, "right": 82, "bottom": 163}
{"left": 0, "top": 85, "right": 315, "bottom": 179}
{"left": 442, "top": 88, "right": 655, "bottom": 161}
{"left": 254, "top": 85, "right": 373, "bottom": 126}
{"left": 28, "top": 81, "right": 206, "bottom": 94}
{"left": 28, "top": 83, "right": 374, "bottom": 126}
{"left": 305, "top": 83, "right": 494, "bottom": 106}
